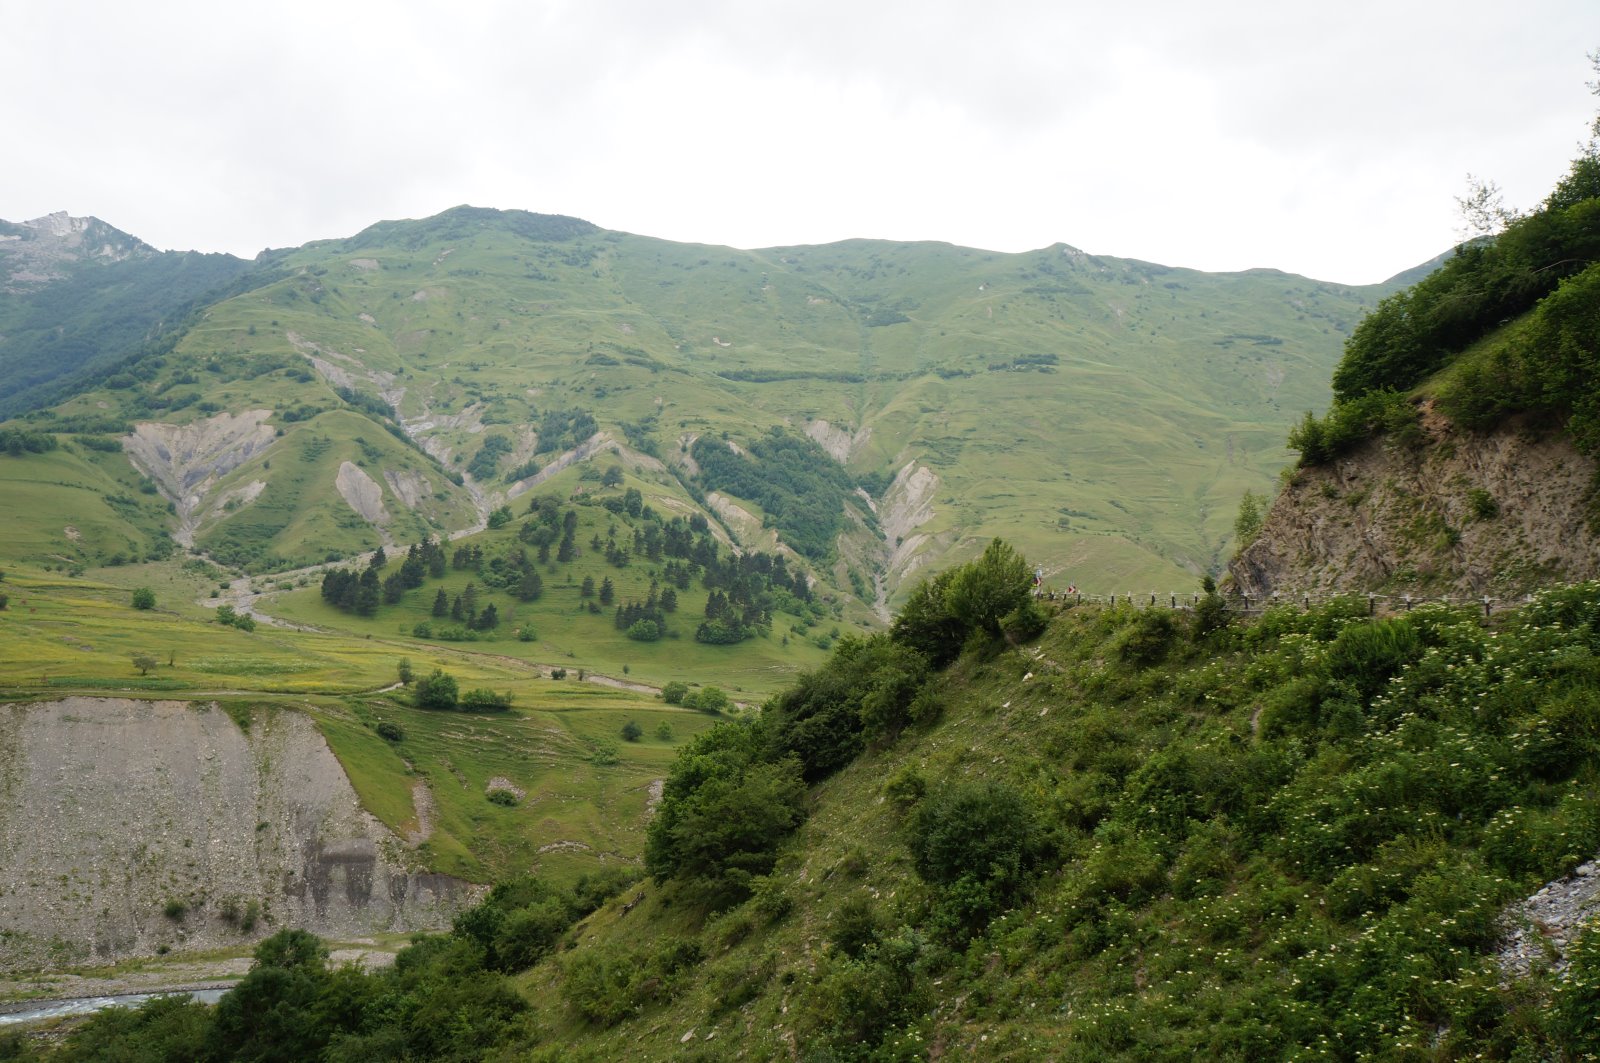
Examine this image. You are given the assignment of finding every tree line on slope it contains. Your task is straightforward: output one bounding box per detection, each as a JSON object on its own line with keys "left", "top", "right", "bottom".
{"left": 1290, "top": 124, "right": 1600, "bottom": 466}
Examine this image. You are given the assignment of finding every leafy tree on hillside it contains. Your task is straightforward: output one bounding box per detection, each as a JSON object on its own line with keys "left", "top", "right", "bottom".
{"left": 645, "top": 721, "right": 807, "bottom": 905}
{"left": 1233, "top": 489, "right": 1266, "bottom": 549}
{"left": 131, "top": 587, "right": 155, "bottom": 610}
{"left": 943, "top": 538, "right": 1036, "bottom": 639}
{"left": 890, "top": 569, "right": 967, "bottom": 667}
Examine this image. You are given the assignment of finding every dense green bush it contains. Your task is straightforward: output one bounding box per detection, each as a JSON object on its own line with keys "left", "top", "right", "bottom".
{"left": 906, "top": 779, "right": 1047, "bottom": 938}
{"left": 460, "top": 687, "right": 513, "bottom": 711}
{"left": 1286, "top": 389, "right": 1418, "bottom": 466}
{"left": 645, "top": 721, "right": 808, "bottom": 905}
{"left": 1331, "top": 157, "right": 1600, "bottom": 404}
{"left": 413, "top": 668, "right": 459, "bottom": 710}
{"left": 560, "top": 936, "right": 703, "bottom": 1026}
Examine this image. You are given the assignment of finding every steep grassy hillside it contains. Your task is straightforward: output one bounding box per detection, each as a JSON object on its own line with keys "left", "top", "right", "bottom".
{"left": 4, "top": 207, "right": 1398, "bottom": 607}
{"left": 33, "top": 572, "right": 1600, "bottom": 1060}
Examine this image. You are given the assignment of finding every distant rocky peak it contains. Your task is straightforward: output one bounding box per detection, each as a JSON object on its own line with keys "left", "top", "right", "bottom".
{"left": 23, "top": 211, "right": 153, "bottom": 257}
{"left": 0, "top": 211, "right": 154, "bottom": 289}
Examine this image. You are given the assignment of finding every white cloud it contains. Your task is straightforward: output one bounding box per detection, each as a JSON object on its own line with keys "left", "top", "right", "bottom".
{"left": 6, "top": 0, "right": 1593, "bottom": 283}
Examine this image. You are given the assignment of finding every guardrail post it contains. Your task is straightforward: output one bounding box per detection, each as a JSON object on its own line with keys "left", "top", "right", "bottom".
{"left": 1367, "top": 593, "right": 1376, "bottom": 616}
{"left": 1482, "top": 596, "right": 1492, "bottom": 619}
{"left": 1403, "top": 594, "right": 1413, "bottom": 612}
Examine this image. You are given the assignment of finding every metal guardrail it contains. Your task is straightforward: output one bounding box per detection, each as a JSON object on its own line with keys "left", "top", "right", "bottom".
{"left": 1036, "top": 589, "right": 1523, "bottom": 618}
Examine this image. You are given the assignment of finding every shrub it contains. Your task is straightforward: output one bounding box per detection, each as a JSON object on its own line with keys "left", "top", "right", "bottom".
{"left": 487, "top": 789, "right": 519, "bottom": 807}
{"left": 620, "top": 720, "right": 643, "bottom": 742}
{"left": 131, "top": 587, "right": 156, "bottom": 610}
{"left": 1551, "top": 918, "right": 1600, "bottom": 1057}
{"left": 1111, "top": 609, "right": 1179, "bottom": 666}
{"left": 376, "top": 721, "right": 404, "bottom": 742}
{"left": 646, "top": 722, "right": 807, "bottom": 905}
{"left": 890, "top": 569, "right": 967, "bottom": 666}
{"left": 691, "top": 686, "right": 730, "bottom": 714}
{"left": 461, "top": 688, "right": 513, "bottom": 711}
{"left": 883, "top": 765, "right": 927, "bottom": 809}
{"left": 906, "top": 780, "right": 1046, "bottom": 936}
{"left": 661, "top": 681, "right": 689, "bottom": 705}
{"left": 944, "top": 538, "right": 1034, "bottom": 638}
{"left": 414, "top": 668, "right": 459, "bottom": 710}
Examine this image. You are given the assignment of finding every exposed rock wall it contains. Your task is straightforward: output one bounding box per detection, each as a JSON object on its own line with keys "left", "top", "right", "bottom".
{"left": 1229, "top": 415, "right": 1600, "bottom": 600}
{"left": 0, "top": 699, "right": 479, "bottom": 971}
{"left": 122, "top": 410, "right": 277, "bottom": 545}
{"left": 335, "top": 461, "right": 391, "bottom": 526}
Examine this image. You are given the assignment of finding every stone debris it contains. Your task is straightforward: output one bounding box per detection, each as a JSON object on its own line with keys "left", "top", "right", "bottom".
{"left": 1499, "top": 858, "right": 1600, "bottom": 977}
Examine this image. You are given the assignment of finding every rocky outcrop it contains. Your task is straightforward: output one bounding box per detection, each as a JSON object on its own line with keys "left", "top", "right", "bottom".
{"left": 1229, "top": 413, "right": 1600, "bottom": 600}
{"left": 122, "top": 411, "right": 278, "bottom": 545}
{"left": 335, "top": 461, "right": 390, "bottom": 526}
{"left": 0, "top": 699, "right": 480, "bottom": 971}
{"left": 383, "top": 469, "right": 432, "bottom": 510}
{"left": 805, "top": 419, "right": 872, "bottom": 464}
{"left": 1499, "top": 858, "right": 1600, "bottom": 977}
{"left": 1, "top": 213, "right": 154, "bottom": 291}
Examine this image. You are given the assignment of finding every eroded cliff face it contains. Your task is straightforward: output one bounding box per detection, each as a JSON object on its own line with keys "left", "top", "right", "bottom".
{"left": 1229, "top": 412, "right": 1600, "bottom": 600}
{"left": 0, "top": 699, "right": 479, "bottom": 971}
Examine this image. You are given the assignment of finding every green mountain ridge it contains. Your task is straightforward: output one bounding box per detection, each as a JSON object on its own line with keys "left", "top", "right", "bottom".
{"left": 2, "top": 205, "right": 1408, "bottom": 619}
{"left": 0, "top": 212, "right": 253, "bottom": 418}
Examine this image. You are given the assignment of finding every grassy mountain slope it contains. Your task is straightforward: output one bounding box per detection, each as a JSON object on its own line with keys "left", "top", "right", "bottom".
{"left": 3, "top": 207, "right": 1398, "bottom": 608}
{"left": 0, "top": 556, "right": 708, "bottom": 891}
{"left": 474, "top": 588, "right": 1600, "bottom": 1060}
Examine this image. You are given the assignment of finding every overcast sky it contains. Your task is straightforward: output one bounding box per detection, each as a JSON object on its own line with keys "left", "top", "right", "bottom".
{"left": 6, "top": 0, "right": 1595, "bottom": 284}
